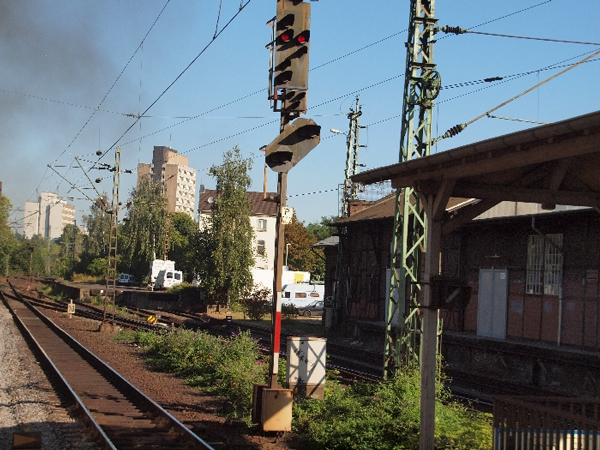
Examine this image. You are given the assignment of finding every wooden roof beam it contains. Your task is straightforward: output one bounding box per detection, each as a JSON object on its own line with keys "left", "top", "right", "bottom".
{"left": 542, "top": 157, "right": 572, "bottom": 209}
{"left": 452, "top": 182, "right": 600, "bottom": 209}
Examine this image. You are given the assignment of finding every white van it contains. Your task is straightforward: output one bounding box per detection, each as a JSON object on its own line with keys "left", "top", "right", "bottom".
{"left": 156, "top": 270, "right": 183, "bottom": 290}
{"left": 281, "top": 284, "right": 324, "bottom": 308}
{"left": 118, "top": 273, "right": 136, "bottom": 286}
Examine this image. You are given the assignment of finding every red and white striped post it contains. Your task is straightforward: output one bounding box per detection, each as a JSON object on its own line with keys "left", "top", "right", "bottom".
{"left": 268, "top": 171, "right": 287, "bottom": 388}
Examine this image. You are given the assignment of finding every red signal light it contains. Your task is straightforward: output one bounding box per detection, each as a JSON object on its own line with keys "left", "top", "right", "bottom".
{"left": 281, "top": 31, "right": 292, "bottom": 43}
{"left": 295, "top": 30, "right": 309, "bottom": 45}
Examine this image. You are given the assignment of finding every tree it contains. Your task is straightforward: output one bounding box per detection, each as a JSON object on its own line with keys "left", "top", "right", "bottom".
{"left": 284, "top": 213, "right": 319, "bottom": 274}
{"left": 168, "top": 212, "right": 197, "bottom": 281}
{"left": 306, "top": 215, "right": 338, "bottom": 241}
{"left": 0, "top": 195, "right": 16, "bottom": 276}
{"left": 56, "top": 224, "right": 83, "bottom": 279}
{"left": 79, "top": 195, "right": 111, "bottom": 273}
{"left": 119, "top": 178, "right": 168, "bottom": 279}
{"left": 195, "top": 146, "right": 254, "bottom": 307}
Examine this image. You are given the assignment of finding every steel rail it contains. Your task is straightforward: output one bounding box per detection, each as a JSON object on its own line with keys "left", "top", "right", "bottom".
{"left": 1, "top": 285, "right": 215, "bottom": 450}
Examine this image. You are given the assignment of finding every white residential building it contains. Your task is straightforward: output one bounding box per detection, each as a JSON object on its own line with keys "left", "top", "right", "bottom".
{"left": 23, "top": 192, "right": 75, "bottom": 239}
{"left": 198, "top": 189, "right": 278, "bottom": 282}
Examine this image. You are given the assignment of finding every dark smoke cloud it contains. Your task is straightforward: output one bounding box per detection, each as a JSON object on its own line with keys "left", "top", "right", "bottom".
{"left": 0, "top": 1, "right": 133, "bottom": 212}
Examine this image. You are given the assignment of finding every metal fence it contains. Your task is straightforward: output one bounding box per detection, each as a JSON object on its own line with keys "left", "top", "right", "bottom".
{"left": 493, "top": 396, "right": 600, "bottom": 450}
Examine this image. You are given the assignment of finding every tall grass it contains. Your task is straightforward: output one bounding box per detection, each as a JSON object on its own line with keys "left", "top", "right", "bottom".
{"left": 124, "top": 328, "right": 492, "bottom": 448}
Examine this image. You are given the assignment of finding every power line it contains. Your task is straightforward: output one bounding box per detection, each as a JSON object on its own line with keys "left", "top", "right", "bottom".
{"left": 439, "top": 26, "right": 600, "bottom": 46}
{"left": 434, "top": 48, "right": 600, "bottom": 143}
{"left": 21, "top": 0, "right": 173, "bottom": 220}
{"left": 102, "top": 0, "right": 254, "bottom": 156}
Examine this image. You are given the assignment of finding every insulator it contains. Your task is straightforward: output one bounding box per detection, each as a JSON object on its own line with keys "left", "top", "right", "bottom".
{"left": 438, "top": 123, "right": 467, "bottom": 141}
{"left": 95, "top": 178, "right": 102, "bottom": 183}
{"left": 447, "top": 124, "right": 466, "bottom": 137}
{"left": 439, "top": 26, "right": 466, "bottom": 35}
{"left": 96, "top": 150, "right": 103, "bottom": 156}
{"left": 484, "top": 77, "right": 503, "bottom": 82}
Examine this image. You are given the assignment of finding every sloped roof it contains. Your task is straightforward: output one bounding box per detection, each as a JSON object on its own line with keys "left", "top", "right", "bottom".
{"left": 198, "top": 189, "right": 278, "bottom": 216}
{"left": 352, "top": 110, "right": 600, "bottom": 233}
{"left": 333, "top": 194, "right": 469, "bottom": 225}
{"left": 312, "top": 235, "right": 339, "bottom": 248}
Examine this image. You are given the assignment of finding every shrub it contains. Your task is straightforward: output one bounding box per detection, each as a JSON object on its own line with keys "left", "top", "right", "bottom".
{"left": 131, "top": 327, "right": 269, "bottom": 419}
{"left": 240, "top": 284, "right": 272, "bottom": 320}
{"left": 293, "top": 366, "right": 492, "bottom": 450}
{"left": 281, "top": 303, "right": 298, "bottom": 319}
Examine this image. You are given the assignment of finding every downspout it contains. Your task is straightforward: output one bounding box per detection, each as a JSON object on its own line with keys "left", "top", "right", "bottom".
{"left": 531, "top": 217, "right": 564, "bottom": 346}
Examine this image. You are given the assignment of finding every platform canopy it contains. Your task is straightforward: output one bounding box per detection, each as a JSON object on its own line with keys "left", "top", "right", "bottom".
{"left": 353, "top": 110, "right": 600, "bottom": 233}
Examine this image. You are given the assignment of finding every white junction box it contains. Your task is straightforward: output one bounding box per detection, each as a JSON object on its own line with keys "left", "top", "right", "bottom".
{"left": 286, "top": 336, "right": 326, "bottom": 400}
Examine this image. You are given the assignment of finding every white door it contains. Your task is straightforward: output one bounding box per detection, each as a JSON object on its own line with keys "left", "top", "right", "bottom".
{"left": 477, "top": 268, "right": 508, "bottom": 339}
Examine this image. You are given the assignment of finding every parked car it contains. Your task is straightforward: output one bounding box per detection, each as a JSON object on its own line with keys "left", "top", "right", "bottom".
{"left": 118, "top": 273, "right": 136, "bottom": 285}
{"left": 297, "top": 300, "right": 324, "bottom": 317}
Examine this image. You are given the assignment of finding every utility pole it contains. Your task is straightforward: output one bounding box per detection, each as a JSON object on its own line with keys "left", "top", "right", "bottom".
{"left": 383, "top": 1, "right": 441, "bottom": 449}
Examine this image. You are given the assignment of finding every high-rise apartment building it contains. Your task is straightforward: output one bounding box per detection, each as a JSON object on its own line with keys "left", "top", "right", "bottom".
{"left": 23, "top": 192, "right": 75, "bottom": 239}
{"left": 137, "top": 146, "right": 197, "bottom": 218}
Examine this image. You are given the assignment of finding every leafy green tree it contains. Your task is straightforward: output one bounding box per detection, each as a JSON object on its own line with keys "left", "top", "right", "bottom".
{"left": 78, "top": 196, "right": 110, "bottom": 273}
{"left": 120, "top": 178, "right": 168, "bottom": 279}
{"left": 195, "top": 146, "right": 254, "bottom": 307}
{"left": 56, "top": 224, "right": 83, "bottom": 279}
{"left": 10, "top": 235, "right": 53, "bottom": 277}
{"left": 284, "top": 213, "right": 318, "bottom": 274}
{"left": 168, "top": 212, "right": 197, "bottom": 281}
{"left": 0, "top": 195, "right": 17, "bottom": 275}
{"left": 306, "top": 215, "right": 338, "bottom": 241}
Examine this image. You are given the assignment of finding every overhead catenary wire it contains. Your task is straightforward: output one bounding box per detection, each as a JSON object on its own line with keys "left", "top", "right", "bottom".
{"left": 16, "top": 0, "right": 173, "bottom": 222}
{"left": 434, "top": 47, "right": 600, "bottom": 143}
{"left": 438, "top": 26, "right": 600, "bottom": 47}
{"left": 17, "top": 0, "right": 565, "bottom": 225}
{"left": 104, "top": 1, "right": 554, "bottom": 171}
{"left": 101, "top": 0, "right": 253, "bottom": 157}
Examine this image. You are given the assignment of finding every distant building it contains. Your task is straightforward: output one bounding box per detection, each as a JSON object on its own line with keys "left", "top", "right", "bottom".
{"left": 23, "top": 192, "right": 75, "bottom": 239}
{"left": 198, "top": 189, "right": 278, "bottom": 272}
{"left": 137, "top": 146, "right": 197, "bottom": 218}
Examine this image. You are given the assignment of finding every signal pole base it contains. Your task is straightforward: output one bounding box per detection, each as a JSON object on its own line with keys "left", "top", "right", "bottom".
{"left": 261, "top": 388, "right": 293, "bottom": 432}
{"left": 252, "top": 384, "right": 293, "bottom": 432}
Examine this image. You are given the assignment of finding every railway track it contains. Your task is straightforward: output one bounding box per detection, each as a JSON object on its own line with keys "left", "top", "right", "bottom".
{"left": 11, "top": 281, "right": 499, "bottom": 408}
{"left": 1, "top": 285, "right": 215, "bottom": 450}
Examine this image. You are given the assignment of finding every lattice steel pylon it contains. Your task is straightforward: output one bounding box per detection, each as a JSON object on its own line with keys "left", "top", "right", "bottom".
{"left": 341, "top": 96, "right": 364, "bottom": 217}
{"left": 102, "top": 148, "right": 121, "bottom": 327}
{"left": 383, "top": 0, "right": 441, "bottom": 378}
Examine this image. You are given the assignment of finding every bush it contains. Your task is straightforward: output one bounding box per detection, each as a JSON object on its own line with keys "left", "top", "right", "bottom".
{"left": 281, "top": 303, "right": 298, "bottom": 319}
{"left": 132, "top": 327, "right": 269, "bottom": 419}
{"left": 293, "top": 366, "right": 492, "bottom": 450}
{"left": 240, "top": 284, "right": 272, "bottom": 320}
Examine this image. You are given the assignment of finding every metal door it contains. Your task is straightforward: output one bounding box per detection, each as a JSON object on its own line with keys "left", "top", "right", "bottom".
{"left": 477, "top": 268, "right": 508, "bottom": 339}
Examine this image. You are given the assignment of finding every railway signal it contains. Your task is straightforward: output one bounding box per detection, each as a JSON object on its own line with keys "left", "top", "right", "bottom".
{"left": 273, "top": 1, "right": 310, "bottom": 91}
{"left": 265, "top": 118, "right": 320, "bottom": 173}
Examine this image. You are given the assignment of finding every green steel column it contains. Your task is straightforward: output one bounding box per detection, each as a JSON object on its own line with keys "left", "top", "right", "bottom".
{"left": 384, "top": 0, "right": 440, "bottom": 378}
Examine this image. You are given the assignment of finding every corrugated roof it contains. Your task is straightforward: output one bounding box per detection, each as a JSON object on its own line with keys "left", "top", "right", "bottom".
{"left": 198, "top": 189, "right": 278, "bottom": 216}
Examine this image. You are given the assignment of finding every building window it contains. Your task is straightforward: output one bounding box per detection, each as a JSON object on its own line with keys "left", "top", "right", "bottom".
{"left": 257, "top": 219, "right": 267, "bottom": 231}
{"left": 257, "top": 240, "right": 266, "bottom": 256}
{"left": 526, "top": 233, "right": 563, "bottom": 295}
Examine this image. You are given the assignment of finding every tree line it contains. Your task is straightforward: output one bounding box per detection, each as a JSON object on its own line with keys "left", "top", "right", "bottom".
{"left": 0, "top": 146, "right": 337, "bottom": 306}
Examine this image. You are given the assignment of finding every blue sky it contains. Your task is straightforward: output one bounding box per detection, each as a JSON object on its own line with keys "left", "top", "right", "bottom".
{"left": 2, "top": 0, "right": 599, "bottom": 230}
